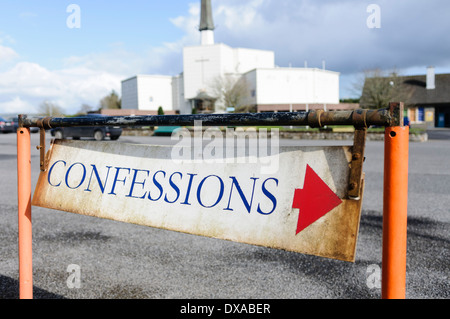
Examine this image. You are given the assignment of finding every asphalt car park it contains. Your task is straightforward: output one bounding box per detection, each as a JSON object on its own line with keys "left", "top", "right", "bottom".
{"left": 0, "top": 131, "right": 448, "bottom": 299}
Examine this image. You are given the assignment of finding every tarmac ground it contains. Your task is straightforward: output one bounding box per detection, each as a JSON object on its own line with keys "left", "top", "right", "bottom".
{"left": 0, "top": 129, "right": 448, "bottom": 301}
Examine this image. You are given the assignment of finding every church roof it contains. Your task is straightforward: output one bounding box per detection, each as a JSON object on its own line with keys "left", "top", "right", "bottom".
{"left": 401, "top": 73, "right": 450, "bottom": 105}
{"left": 361, "top": 73, "right": 450, "bottom": 107}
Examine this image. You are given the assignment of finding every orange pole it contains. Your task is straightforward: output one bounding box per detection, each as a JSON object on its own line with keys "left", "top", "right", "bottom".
{"left": 17, "top": 127, "right": 33, "bottom": 299}
{"left": 382, "top": 126, "right": 409, "bottom": 299}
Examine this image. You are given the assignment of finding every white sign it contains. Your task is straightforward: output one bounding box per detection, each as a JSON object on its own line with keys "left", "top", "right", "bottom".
{"left": 33, "top": 139, "right": 363, "bottom": 262}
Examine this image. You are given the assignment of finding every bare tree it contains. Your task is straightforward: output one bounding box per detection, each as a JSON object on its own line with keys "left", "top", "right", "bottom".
{"left": 100, "top": 90, "right": 121, "bottom": 110}
{"left": 209, "top": 75, "right": 251, "bottom": 112}
{"left": 77, "top": 103, "right": 94, "bottom": 115}
{"left": 38, "top": 101, "right": 64, "bottom": 116}
{"left": 358, "top": 68, "right": 415, "bottom": 109}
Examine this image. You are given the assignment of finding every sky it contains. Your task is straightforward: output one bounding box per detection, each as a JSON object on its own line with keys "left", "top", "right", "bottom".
{"left": 0, "top": 0, "right": 449, "bottom": 115}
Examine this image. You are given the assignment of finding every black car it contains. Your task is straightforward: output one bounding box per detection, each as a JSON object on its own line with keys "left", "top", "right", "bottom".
{"left": 0, "top": 117, "right": 15, "bottom": 133}
{"left": 50, "top": 114, "right": 122, "bottom": 141}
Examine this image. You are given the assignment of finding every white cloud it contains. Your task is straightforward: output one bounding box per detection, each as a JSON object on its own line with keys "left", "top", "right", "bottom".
{"left": 0, "top": 32, "right": 16, "bottom": 45}
{"left": 0, "top": 34, "right": 186, "bottom": 115}
{"left": 170, "top": 2, "right": 202, "bottom": 45}
{"left": 215, "top": 0, "right": 266, "bottom": 30}
{"left": 181, "top": 0, "right": 450, "bottom": 75}
{"left": 0, "top": 96, "right": 37, "bottom": 114}
{"left": 167, "top": 0, "right": 450, "bottom": 98}
{"left": 0, "top": 61, "right": 123, "bottom": 115}
{"left": 1, "top": 0, "right": 450, "bottom": 111}
{"left": 63, "top": 41, "right": 185, "bottom": 78}
{"left": 0, "top": 45, "right": 19, "bottom": 65}
{"left": 19, "top": 12, "right": 38, "bottom": 20}
{"left": 63, "top": 46, "right": 143, "bottom": 77}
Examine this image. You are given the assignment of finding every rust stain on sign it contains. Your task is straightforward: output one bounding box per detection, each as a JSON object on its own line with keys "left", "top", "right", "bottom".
{"left": 32, "top": 139, "right": 364, "bottom": 262}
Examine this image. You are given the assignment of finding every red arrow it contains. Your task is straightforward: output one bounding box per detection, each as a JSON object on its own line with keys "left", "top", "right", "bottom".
{"left": 292, "top": 165, "right": 342, "bottom": 235}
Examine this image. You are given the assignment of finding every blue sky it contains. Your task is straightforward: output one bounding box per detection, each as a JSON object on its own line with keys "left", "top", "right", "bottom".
{"left": 0, "top": 1, "right": 188, "bottom": 70}
{"left": 1, "top": 0, "right": 449, "bottom": 114}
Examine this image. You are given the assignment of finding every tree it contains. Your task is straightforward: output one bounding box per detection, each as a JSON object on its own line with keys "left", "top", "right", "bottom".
{"left": 77, "top": 103, "right": 94, "bottom": 115}
{"left": 38, "top": 101, "right": 64, "bottom": 116}
{"left": 358, "top": 69, "right": 415, "bottom": 109}
{"left": 209, "top": 75, "right": 251, "bottom": 112}
{"left": 340, "top": 98, "right": 360, "bottom": 104}
{"left": 157, "top": 106, "right": 164, "bottom": 115}
{"left": 100, "top": 90, "right": 121, "bottom": 109}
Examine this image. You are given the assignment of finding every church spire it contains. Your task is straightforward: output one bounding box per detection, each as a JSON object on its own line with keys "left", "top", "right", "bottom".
{"left": 199, "top": 0, "right": 215, "bottom": 45}
{"left": 200, "top": 0, "right": 215, "bottom": 31}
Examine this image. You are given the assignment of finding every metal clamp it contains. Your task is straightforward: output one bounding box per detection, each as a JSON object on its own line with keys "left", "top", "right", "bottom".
{"left": 36, "top": 118, "right": 52, "bottom": 172}
{"left": 307, "top": 110, "right": 324, "bottom": 128}
{"left": 352, "top": 109, "right": 368, "bottom": 128}
{"left": 348, "top": 127, "right": 367, "bottom": 200}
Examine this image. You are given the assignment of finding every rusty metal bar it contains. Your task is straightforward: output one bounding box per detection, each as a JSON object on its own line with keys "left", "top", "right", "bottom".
{"left": 35, "top": 117, "right": 53, "bottom": 172}
{"left": 18, "top": 107, "right": 401, "bottom": 129}
{"left": 388, "top": 102, "right": 404, "bottom": 127}
{"left": 348, "top": 128, "right": 367, "bottom": 200}
{"left": 37, "top": 129, "right": 46, "bottom": 171}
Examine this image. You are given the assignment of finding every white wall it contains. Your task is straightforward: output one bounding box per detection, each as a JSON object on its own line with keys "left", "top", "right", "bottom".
{"left": 241, "top": 71, "right": 257, "bottom": 106}
{"left": 121, "top": 77, "right": 138, "bottom": 109}
{"left": 123, "top": 45, "right": 338, "bottom": 114}
{"left": 246, "top": 68, "right": 339, "bottom": 105}
{"left": 313, "top": 69, "right": 340, "bottom": 105}
{"left": 122, "top": 75, "right": 174, "bottom": 111}
{"left": 172, "top": 74, "right": 191, "bottom": 114}
{"left": 138, "top": 75, "right": 174, "bottom": 111}
{"left": 233, "top": 48, "right": 274, "bottom": 75}
{"left": 183, "top": 44, "right": 275, "bottom": 103}
{"left": 183, "top": 44, "right": 227, "bottom": 100}
{"left": 172, "top": 74, "right": 181, "bottom": 112}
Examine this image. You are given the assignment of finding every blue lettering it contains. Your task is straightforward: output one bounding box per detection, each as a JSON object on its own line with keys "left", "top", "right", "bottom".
{"left": 148, "top": 170, "right": 165, "bottom": 201}
{"left": 127, "top": 169, "right": 150, "bottom": 199}
{"left": 257, "top": 178, "right": 278, "bottom": 215}
{"left": 65, "top": 162, "right": 87, "bottom": 189}
{"left": 48, "top": 160, "right": 66, "bottom": 187}
{"left": 109, "top": 167, "right": 131, "bottom": 195}
{"left": 181, "top": 173, "right": 197, "bottom": 205}
{"left": 164, "top": 172, "right": 182, "bottom": 203}
{"left": 224, "top": 177, "right": 258, "bottom": 213}
{"left": 46, "top": 160, "right": 278, "bottom": 218}
{"left": 197, "top": 175, "right": 224, "bottom": 208}
{"left": 84, "top": 165, "right": 111, "bottom": 193}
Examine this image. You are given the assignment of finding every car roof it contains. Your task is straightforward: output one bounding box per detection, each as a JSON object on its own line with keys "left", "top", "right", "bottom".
{"left": 76, "top": 114, "right": 105, "bottom": 118}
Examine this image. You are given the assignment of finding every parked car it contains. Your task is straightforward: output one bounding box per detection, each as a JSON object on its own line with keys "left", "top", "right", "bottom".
{"left": 0, "top": 117, "right": 15, "bottom": 133}
{"left": 153, "top": 126, "right": 182, "bottom": 136}
{"left": 50, "top": 114, "right": 122, "bottom": 141}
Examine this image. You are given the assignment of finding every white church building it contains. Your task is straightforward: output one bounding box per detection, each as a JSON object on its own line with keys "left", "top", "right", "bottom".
{"left": 120, "top": 0, "right": 347, "bottom": 115}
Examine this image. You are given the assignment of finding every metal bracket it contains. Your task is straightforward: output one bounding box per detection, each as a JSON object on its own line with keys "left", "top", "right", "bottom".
{"left": 307, "top": 110, "right": 324, "bottom": 128}
{"left": 348, "top": 127, "right": 367, "bottom": 200}
{"left": 389, "top": 102, "right": 404, "bottom": 127}
{"left": 36, "top": 118, "right": 52, "bottom": 172}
